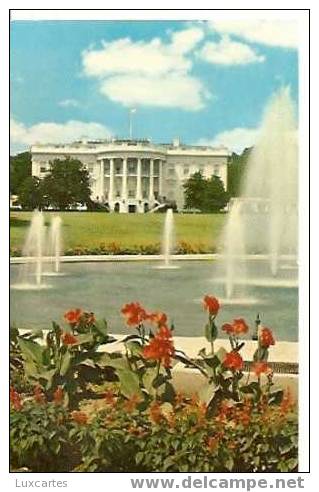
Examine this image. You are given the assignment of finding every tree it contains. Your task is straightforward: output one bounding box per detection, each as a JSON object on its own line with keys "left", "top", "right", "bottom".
{"left": 203, "top": 175, "right": 230, "bottom": 212}
{"left": 18, "top": 176, "right": 44, "bottom": 210}
{"left": 10, "top": 152, "right": 32, "bottom": 194}
{"left": 183, "top": 172, "right": 230, "bottom": 213}
{"left": 227, "top": 147, "right": 253, "bottom": 197}
{"left": 41, "top": 158, "right": 91, "bottom": 210}
{"left": 183, "top": 172, "right": 207, "bottom": 210}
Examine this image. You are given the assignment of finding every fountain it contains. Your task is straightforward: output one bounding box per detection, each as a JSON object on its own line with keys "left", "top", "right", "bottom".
{"left": 217, "top": 86, "right": 298, "bottom": 302}
{"left": 155, "top": 208, "right": 179, "bottom": 269}
{"left": 12, "top": 210, "right": 49, "bottom": 290}
{"left": 45, "top": 216, "right": 63, "bottom": 275}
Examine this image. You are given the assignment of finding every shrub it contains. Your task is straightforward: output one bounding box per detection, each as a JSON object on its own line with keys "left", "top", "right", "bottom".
{"left": 10, "top": 386, "right": 297, "bottom": 472}
{"left": 10, "top": 396, "right": 76, "bottom": 472}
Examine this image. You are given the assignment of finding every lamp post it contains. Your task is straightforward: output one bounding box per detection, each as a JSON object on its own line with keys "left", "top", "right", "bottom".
{"left": 252, "top": 313, "right": 261, "bottom": 341}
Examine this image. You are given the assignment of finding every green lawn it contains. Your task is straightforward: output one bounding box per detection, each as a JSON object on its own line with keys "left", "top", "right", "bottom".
{"left": 10, "top": 211, "right": 226, "bottom": 253}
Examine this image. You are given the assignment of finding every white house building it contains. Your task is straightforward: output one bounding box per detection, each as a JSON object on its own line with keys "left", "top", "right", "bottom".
{"left": 31, "top": 138, "right": 230, "bottom": 213}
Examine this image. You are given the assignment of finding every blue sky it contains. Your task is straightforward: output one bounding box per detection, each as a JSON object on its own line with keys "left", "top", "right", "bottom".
{"left": 10, "top": 19, "right": 298, "bottom": 154}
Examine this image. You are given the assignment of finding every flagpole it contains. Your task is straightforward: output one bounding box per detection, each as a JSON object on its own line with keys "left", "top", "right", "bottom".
{"left": 129, "top": 110, "right": 132, "bottom": 140}
{"left": 129, "top": 108, "right": 136, "bottom": 140}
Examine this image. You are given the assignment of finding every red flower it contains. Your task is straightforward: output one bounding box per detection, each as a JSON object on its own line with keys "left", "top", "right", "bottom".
{"left": 203, "top": 295, "right": 220, "bottom": 316}
{"left": 222, "top": 318, "right": 249, "bottom": 336}
{"left": 147, "top": 311, "right": 168, "bottom": 327}
{"left": 104, "top": 389, "right": 117, "bottom": 407}
{"left": 34, "top": 385, "right": 46, "bottom": 404}
{"left": 149, "top": 401, "right": 163, "bottom": 424}
{"left": 64, "top": 308, "right": 83, "bottom": 326}
{"left": 10, "top": 387, "right": 22, "bottom": 411}
{"left": 71, "top": 411, "right": 88, "bottom": 425}
{"left": 121, "top": 302, "right": 148, "bottom": 326}
{"left": 123, "top": 394, "right": 141, "bottom": 413}
{"left": 223, "top": 351, "right": 244, "bottom": 371}
{"left": 280, "top": 389, "right": 294, "bottom": 415}
{"left": 53, "top": 386, "right": 64, "bottom": 404}
{"left": 142, "top": 326, "right": 175, "bottom": 368}
{"left": 259, "top": 327, "right": 275, "bottom": 348}
{"left": 61, "top": 332, "right": 78, "bottom": 346}
{"left": 221, "top": 323, "right": 235, "bottom": 335}
{"left": 232, "top": 318, "right": 249, "bottom": 335}
{"left": 252, "top": 361, "right": 272, "bottom": 377}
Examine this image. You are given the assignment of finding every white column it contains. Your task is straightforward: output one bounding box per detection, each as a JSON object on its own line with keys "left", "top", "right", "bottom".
{"left": 109, "top": 158, "right": 114, "bottom": 202}
{"left": 159, "top": 160, "right": 163, "bottom": 197}
{"left": 136, "top": 158, "right": 142, "bottom": 200}
{"left": 100, "top": 160, "right": 104, "bottom": 202}
{"left": 149, "top": 159, "right": 154, "bottom": 202}
{"left": 121, "top": 158, "right": 127, "bottom": 200}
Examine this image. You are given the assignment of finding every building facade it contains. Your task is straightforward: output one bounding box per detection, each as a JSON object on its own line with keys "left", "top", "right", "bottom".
{"left": 31, "top": 139, "right": 230, "bottom": 213}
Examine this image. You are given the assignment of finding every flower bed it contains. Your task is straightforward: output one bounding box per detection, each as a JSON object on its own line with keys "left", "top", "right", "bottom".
{"left": 10, "top": 241, "right": 217, "bottom": 257}
{"left": 10, "top": 297, "right": 298, "bottom": 472}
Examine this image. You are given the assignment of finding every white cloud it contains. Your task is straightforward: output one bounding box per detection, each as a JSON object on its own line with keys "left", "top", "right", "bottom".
{"left": 81, "top": 26, "right": 209, "bottom": 111}
{"left": 197, "top": 127, "right": 259, "bottom": 153}
{"left": 170, "top": 27, "right": 204, "bottom": 54}
{"left": 100, "top": 73, "right": 209, "bottom": 111}
{"left": 10, "top": 118, "right": 113, "bottom": 153}
{"left": 198, "top": 36, "right": 264, "bottom": 65}
{"left": 58, "top": 99, "right": 80, "bottom": 108}
{"left": 209, "top": 20, "right": 298, "bottom": 49}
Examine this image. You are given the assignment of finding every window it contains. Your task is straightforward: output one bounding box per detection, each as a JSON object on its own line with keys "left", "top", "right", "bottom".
{"left": 142, "top": 159, "right": 150, "bottom": 176}
{"left": 183, "top": 166, "right": 189, "bottom": 176}
{"left": 214, "top": 166, "right": 220, "bottom": 176}
{"left": 40, "top": 166, "right": 46, "bottom": 173}
{"left": 153, "top": 160, "right": 160, "bottom": 175}
{"left": 168, "top": 168, "right": 175, "bottom": 177}
{"left": 104, "top": 160, "right": 110, "bottom": 175}
{"left": 115, "top": 160, "right": 123, "bottom": 174}
{"left": 127, "top": 159, "right": 137, "bottom": 175}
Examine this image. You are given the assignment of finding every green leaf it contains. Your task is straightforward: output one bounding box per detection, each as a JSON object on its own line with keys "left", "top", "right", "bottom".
{"left": 286, "top": 458, "right": 298, "bottom": 471}
{"left": 78, "top": 358, "right": 96, "bottom": 369}
{"left": 18, "top": 337, "right": 45, "bottom": 366}
{"left": 205, "top": 320, "right": 218, "bottom": 342}
{"left": 126, "top": 341, "right": 143, "bottom": 356}
{"left": 269, "top": 388, "right": 284, "bottom": 405}
{"left": 73, "top": 334, "right": 95, "bottom": 345}
{"left": 143, "top": 366, "right": 159, "bottom": 395}
{"left": 253, "top": 347, "right": 269, "bottom": 362}
{"left": 198, "top": 347, "right": 207, "bottom": 358}
{"left": 163, "top": 456, "right": 175, "bottom": 471}
{"left": 159, "top": 381, "right": 176, "bottom": 402}
{"left": 240, "top": 382, "right": 261, "bottom": 399}
{"left": 225, "top": 456, "right": 234, "bottom": 471}
{"left": 37, "top": 369, "right": 56, "bottom": 388}
{"left": 116, "top": 369, "right": 142, "bottom": 399}
{"left": 94, "top": 319, "right": 108, "bottom": 337}
{"left": 97, "top": 353, "right": 130, "bottom": 370}
{"left": 136, "top": 452, "right": 144, "bottom": 465}
{"left": 60, "top": 351, "right": 72, "bottom": 376}
{"left": 215, "top": 347, "right": 227, "bottom": 362}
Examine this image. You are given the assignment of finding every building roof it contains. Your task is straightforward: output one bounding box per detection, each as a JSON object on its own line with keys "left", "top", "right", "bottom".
{"left": 31, "top": 138, "right": 231, "bottom": 157}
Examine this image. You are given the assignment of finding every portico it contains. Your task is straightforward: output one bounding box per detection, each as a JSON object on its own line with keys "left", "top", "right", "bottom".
{"left": 97, "top": 155, "right": 164, "bottom": 213}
